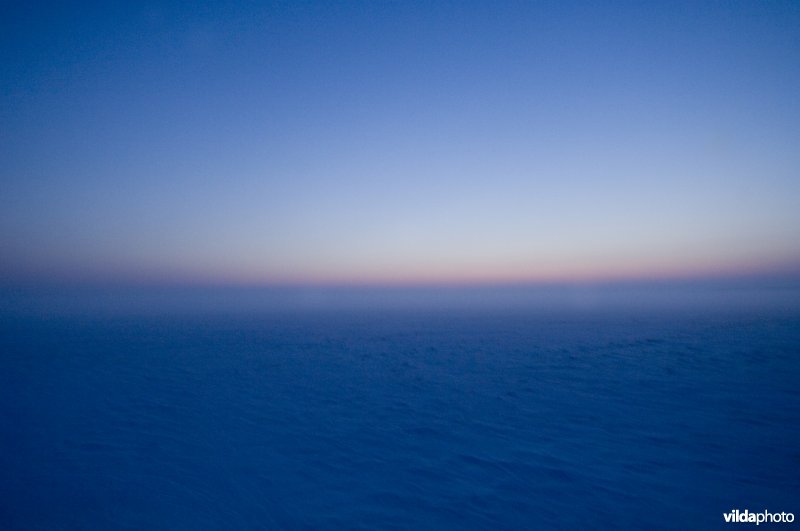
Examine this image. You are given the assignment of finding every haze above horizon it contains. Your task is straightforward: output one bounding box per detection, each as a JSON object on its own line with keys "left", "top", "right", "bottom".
{"left": 2, "top": 1, "right": 799, "bottom": 287}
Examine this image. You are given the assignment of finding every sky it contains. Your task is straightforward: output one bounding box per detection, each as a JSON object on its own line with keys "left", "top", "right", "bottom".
{"left": 2, "top": 1, "right": 799, "bottom": 287}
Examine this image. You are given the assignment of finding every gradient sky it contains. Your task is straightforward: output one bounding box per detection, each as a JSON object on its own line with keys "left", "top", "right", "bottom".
{"left": 2, "top": 1, "right": 799, "bottom": 286}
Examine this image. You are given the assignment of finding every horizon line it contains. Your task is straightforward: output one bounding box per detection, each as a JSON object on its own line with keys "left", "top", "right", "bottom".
{"left": 3, "top": 268, "right": 800, "bottom": 292}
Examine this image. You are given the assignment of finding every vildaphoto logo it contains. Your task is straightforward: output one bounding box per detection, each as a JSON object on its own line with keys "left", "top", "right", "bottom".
{"left": 723, "top": 509, "right": 794, "bottom": 525}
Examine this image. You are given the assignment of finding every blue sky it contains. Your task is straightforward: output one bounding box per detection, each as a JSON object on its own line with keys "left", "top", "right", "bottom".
{"left": 2, "top": 1, "right": 799, "bottom": 286}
